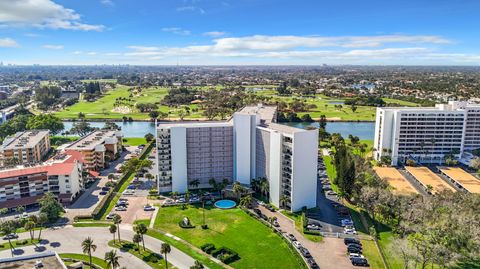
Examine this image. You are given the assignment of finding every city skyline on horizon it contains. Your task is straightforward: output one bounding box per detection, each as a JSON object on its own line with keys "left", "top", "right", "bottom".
{"left": 0, "top": 0, "right": 479, "bottom": 66}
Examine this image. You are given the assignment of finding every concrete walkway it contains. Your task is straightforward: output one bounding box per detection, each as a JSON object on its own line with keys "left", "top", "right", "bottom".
{"left": 0, "top": 225, "right": 197, "bottom": 269}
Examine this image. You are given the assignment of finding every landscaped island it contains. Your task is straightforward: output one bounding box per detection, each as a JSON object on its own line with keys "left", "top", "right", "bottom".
{"left": 153, "top": 205, "right": 305, "bottom": 269}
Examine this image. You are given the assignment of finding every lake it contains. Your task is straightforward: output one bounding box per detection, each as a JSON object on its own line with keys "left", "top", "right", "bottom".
{"left": 62, "top": 120, "right": 375, "bottom": 141}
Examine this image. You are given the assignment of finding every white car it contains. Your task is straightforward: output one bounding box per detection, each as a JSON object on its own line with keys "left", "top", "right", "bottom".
{"left": 21, "top": 212, "right": 28, "bottom": 218}
{"left": 106, "top": 213, "right": 117, "bottom": 219}
{"left": 143, "top": 205, "right": 155, "bottom": 211}
{"left": 115, "top": 206, "right": 127, "bottom": 211}
{"left": 307, "top": 224, "right": 321, "bottom": 230}
{"left": 341, "top": 219, "right": 354, "bottom": 226}
{"left": 349, "top": 253, "right": 365, "bottom": 260}
{"left": 344, "top": 228, "right": 357, "bottom": 235}
{"left": 123, "top": 190, "right": 135, "bottom": 196}
{"left": 293, "top": 241, "right": 302, "bottom": 249}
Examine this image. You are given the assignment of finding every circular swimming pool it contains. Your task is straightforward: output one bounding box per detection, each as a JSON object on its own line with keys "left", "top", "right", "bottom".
{"left": 214, "top": 199, "right": 237, "bottom": 209}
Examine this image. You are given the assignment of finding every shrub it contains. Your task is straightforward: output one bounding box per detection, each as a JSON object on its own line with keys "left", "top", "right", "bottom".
{"left": 211, "top": 247, "right": 239, "bottom": 264}
{"left": 201, "top": 224, "right": 208, "bottom": 229}
{"left": 200, "top": 243, "right": 216, "bottom": 254}
{"left": 74, "top": 215, "right": 93, "bottom": 222}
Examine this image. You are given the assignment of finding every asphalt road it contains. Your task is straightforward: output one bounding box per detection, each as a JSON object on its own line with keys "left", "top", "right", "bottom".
{"left": 0, "top": 225, "right": 198, "bottom": 269}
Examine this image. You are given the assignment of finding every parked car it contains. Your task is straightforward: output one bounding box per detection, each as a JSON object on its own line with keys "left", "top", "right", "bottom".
{"left": 3, "top": 233, "right": 18, "bottom": 240}
{"left": 115, "top": 206, "right": 127, "bottom": 211}
{"left": 127, "top": 184, "right": 136, "bottom": 190}
{"left": 21, "top": 212, "right": 28, "bottom": 218}
{"left": 344, "top": 228, "right": 357, "bottom": 235}
{"left": 344, "top": 238, "right": 361, "bottom": 245}
{"left": 116, "top": 201, "right": 128, "bottom": 207}
{"left": 287, "top": 234, "right": 296, "bottom": 241}
{"left": 326, "top": 190, "right": 337, "bottom": 196}
{"left": 341, "top": 219, "right": 354, "bottom": 226}
{"left": 347, "top": 243, "right": 363, "bottom": 249}
{"left": 307, "top": 224, "right": 321, "bottom": 230}
{"left": 106, "top": 213, "right": 117, "bottom": 219}
{"left": 351, "top": 257, "right": 369, "bottom": 266}
{"left": 293, "top": 241, "right": 302, "bottom": 249}
{"left": 143, "top": 205, "right": 155, "bottom": 211}
{"left": 349, "top": 253, "right": 365, "bottom": 260}
{"left": 265, "top": 205, "right": 276, "bottom": 212}
{"left": 99, "top": 191, "right": 108, "bottom": 195}
{"left": 322, "top": 185, "right": 332, "bottom": 190}
{"left": 123, "top": 190, "right": 135, "bottom": 196}
{"left": 347, "top": 246, "right": 363, "bottom": 254}
{"left": 299, "top": 247, "right": 311, "bottom": 258}
{"left": 101, "top": 187, "right": 110, "bottom": 191}
{"left": 253, "top": 208, "right": 262, "bottom": 215}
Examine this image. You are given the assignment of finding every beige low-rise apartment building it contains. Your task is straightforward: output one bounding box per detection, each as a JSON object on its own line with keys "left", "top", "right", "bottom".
{"left": 0, "top": 152, "right": 84, "bottom": 210}
{"left": 65, "top": 130, "right": 123, "bottom": 171}
{"left": 0, "top": 130, "right": 51, "bottom": 167}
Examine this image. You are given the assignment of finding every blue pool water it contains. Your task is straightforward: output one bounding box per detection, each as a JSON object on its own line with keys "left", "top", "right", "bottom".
{"left": 214, "top": 199, "right": 237, "bottom": 209}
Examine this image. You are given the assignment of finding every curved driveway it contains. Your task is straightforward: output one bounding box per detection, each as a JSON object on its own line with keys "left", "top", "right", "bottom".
{"left": 0, "top": 225, "right": 198, "bottom": 269}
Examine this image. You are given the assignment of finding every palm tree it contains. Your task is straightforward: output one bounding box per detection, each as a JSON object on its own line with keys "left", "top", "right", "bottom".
{"left": 185, "top": 190, "right": 191, "bottom": 204}
{"left": 81, "top": 237, "right": 97, "bottom": 267}
{"left": 280, "top": 195, "right": 289, "bottom": 209}
{"left": 239, "top": 195, "right": 253, "bottom": 208}
{"left": 208, "top": 178, "right": 216, "bottom": 190}
{"left": 113, "top": 214, "right": 122, "bottom": 242}
{"left": 133, "top": 234, "right": 142, "bottom": 252}
{"left": 250, "top": 178, "right": 258, "bottom": 193}
{"left": 105, "top": 250, "right": 121, "bottom": 269}
{"left": 37, "top": 213, "right": 48, "bottom": 240}
{"left": 232, "top": 181, "right": 244, "bottom": 200}
{"left": 161, "top": 243, "right": 172, "bottom": 269}
{"left": 170, "top": 191, "right": 179, "bottom": 201}
{"left": 190, "top": 260, "right": 204, "bottom": 269}
{"left": 134, "top": 223, "right": 148, "bottom": 250}
{"left": 189, "top": 179, "right": 200, "bottom": 189}
{"left": 260, "top": 180, "right": 269, "bottom": 201}
{"left": 268, "top": 216, "right": 277, "bottom": 228}
{"left": 109, "top": 224, "right": 117, "bottom": 243}
{"left": 1, "top": 222, "right": 16, "bottom": 256}
{"left": 24, "top": 221, "right": 36, "bottom": 243}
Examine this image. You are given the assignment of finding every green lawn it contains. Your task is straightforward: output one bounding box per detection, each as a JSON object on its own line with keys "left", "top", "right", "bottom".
{"left": 123, "top": 137, "right": 147, "bottom": 146}
{"left": 72, "top": 222, "right": 113, "bottom": 228}
{"left": 55, "top": 86, "right": 205, "bottom": 120}
{"left": 108, "top": 240, "right": 176, "bottom": 269}
{"left": 281, "top": 211, "right": 323, "bottom": 242}
{"left": 360, "top": 240, "right": 386, "bottom": 269}
{"left": 0, "top": 239, "right": 39, "bottom": 249}
{"left": 55, "top": 84, "right": 419, "bottom": 121}
{"left": 59, "top": 253, "right": 108, "bottom": 269}
{"left": 154, "top": 205, "right": 306, "bottom": 269}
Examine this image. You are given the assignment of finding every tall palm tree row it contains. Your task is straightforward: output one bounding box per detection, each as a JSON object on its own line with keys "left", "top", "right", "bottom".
{"left": 134, "top": 223, "right": 148, "bottom": 251}
{"left": 113, "top": 215, "right": 122, "bottom": 242}
{"left": 81, "top": 237, "right": 97, "bottom": 267}
{"left": 109, "top": 224, "right": 117, "bottom": 243}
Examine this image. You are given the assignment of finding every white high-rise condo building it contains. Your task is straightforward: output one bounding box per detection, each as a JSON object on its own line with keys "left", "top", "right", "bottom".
{"left": 374, "top": 101, "right": 480, "bottom": 166}
{"left": 156, "top": 105, "right": 318, "bottom": 211}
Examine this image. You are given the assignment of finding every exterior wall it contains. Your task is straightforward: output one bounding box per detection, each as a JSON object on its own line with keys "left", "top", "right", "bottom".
{"left": 268, "top": 131, "right": 282, "bottom": 208}
{"left": 290, "top": 130, "right": 318, "bottom": 211}
{"left": 186, "top": 126, "right": 233, "bottom": 187}
{"left": 233, "top": 114, "right": 256, "bottom": 184}
{"left": 255, "top": 128, "right": 271, "bottom": 179}
{"left": 170, "top": 127, "right": 188, "bottom": 193}
{"left": 464, "top": 107, "right": 480, "bottom": 150}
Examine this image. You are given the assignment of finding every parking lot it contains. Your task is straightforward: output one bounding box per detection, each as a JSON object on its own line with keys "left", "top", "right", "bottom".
{"left": 110, "top": 196, "right": 156, "bottom": 224}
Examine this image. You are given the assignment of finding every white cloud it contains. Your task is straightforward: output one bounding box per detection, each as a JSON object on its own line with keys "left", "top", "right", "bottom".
{"left": 203, "top": 31, "right": 226, "bottom": 37}
{"left": 0, "top": 0, "right": 105, "bottom": 31}
{"left": 120, "top": 34, "right": 467, "bottom": 64}
{"left": 73, "top": 50, "right": 82, "bottom": 55}
{"left": 176, "top": 6, "right": 205, "bottom": 14}
{"left": 87, "top": 52, "right": 97, "bottom": 55}
{"left": 100, "top": 0, "right": 114, "bottom": 6}
{"left": 0, "top": 38, "right": 19, "bottom": 48}
{"left": 162, "top": 27, "right": 191, "bottom": 36}
{"left": 42, "top": 44, "right": 63, "bottom": 49}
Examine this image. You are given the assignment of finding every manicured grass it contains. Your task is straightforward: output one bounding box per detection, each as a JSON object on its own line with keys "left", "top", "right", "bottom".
{"left": 108, "top": 240, "right": 175, "bottom": 269}
{"left": 145, "top": 229, "right": 224, "bottom": 269}
{"left": 72, "top": 222, "right": 113, "bottom": 228}
{"left": 154, "top": 205, "right": 305, "bottom": 269}
{"left": 282, "top": 211, "right": 323, "bottom": 243}
{"left": 360, "top": 240, "right": 386, "bottom": 269}
{"left": 59, "top": 253, "right": 108, "bottom": 269}
{"left": 382, "top": 98, "right": 421, "bottom": 107}
{"left": 322, "top": 155, "right": 339, "bottom": 193}
{"left": 55, "top": 86, "right": 204, "bottom": 120}
{"left": 123, "top": 137, "right": 147, "bottom": 146}
{"left": 0, "top": 239, "right": 40, "bottom": 249}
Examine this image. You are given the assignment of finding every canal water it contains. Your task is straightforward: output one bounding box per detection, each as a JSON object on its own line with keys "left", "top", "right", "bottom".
{"left": 62, "top": 121, "right": 375, "bottom": 141}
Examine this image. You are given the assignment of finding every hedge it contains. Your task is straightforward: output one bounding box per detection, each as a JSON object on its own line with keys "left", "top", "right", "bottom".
{"left": 92, "top": 142, "right": 154, "bottom": 219}
{"left": 211, "top": 247, "right": 239, "bottom": 264}
{"left": 200, "top": 243, "right": 216, "bottom": 254}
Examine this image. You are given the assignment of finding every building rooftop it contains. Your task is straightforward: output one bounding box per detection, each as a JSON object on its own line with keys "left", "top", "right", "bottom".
{"left": 263, "top": 123, "right": 307, "bottom": 135}
{"left": 157, "top": 121, "right": 232, "bottom": 129}
{"left": 237, "top": 105, "right": 277, "bottom": 124}
{"left": 0, "top": 251, "right": 67, "bottom": 269}
{"left": 1, "top": 130, "right": 49, "bottom": 150}
{"left": 66, "top": 130, "right": 121, "bottom": 151}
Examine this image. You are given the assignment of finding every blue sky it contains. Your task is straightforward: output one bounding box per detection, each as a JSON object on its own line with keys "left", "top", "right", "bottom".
{"left": 0, "top": 0, "right": 479, "bottom": 65}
